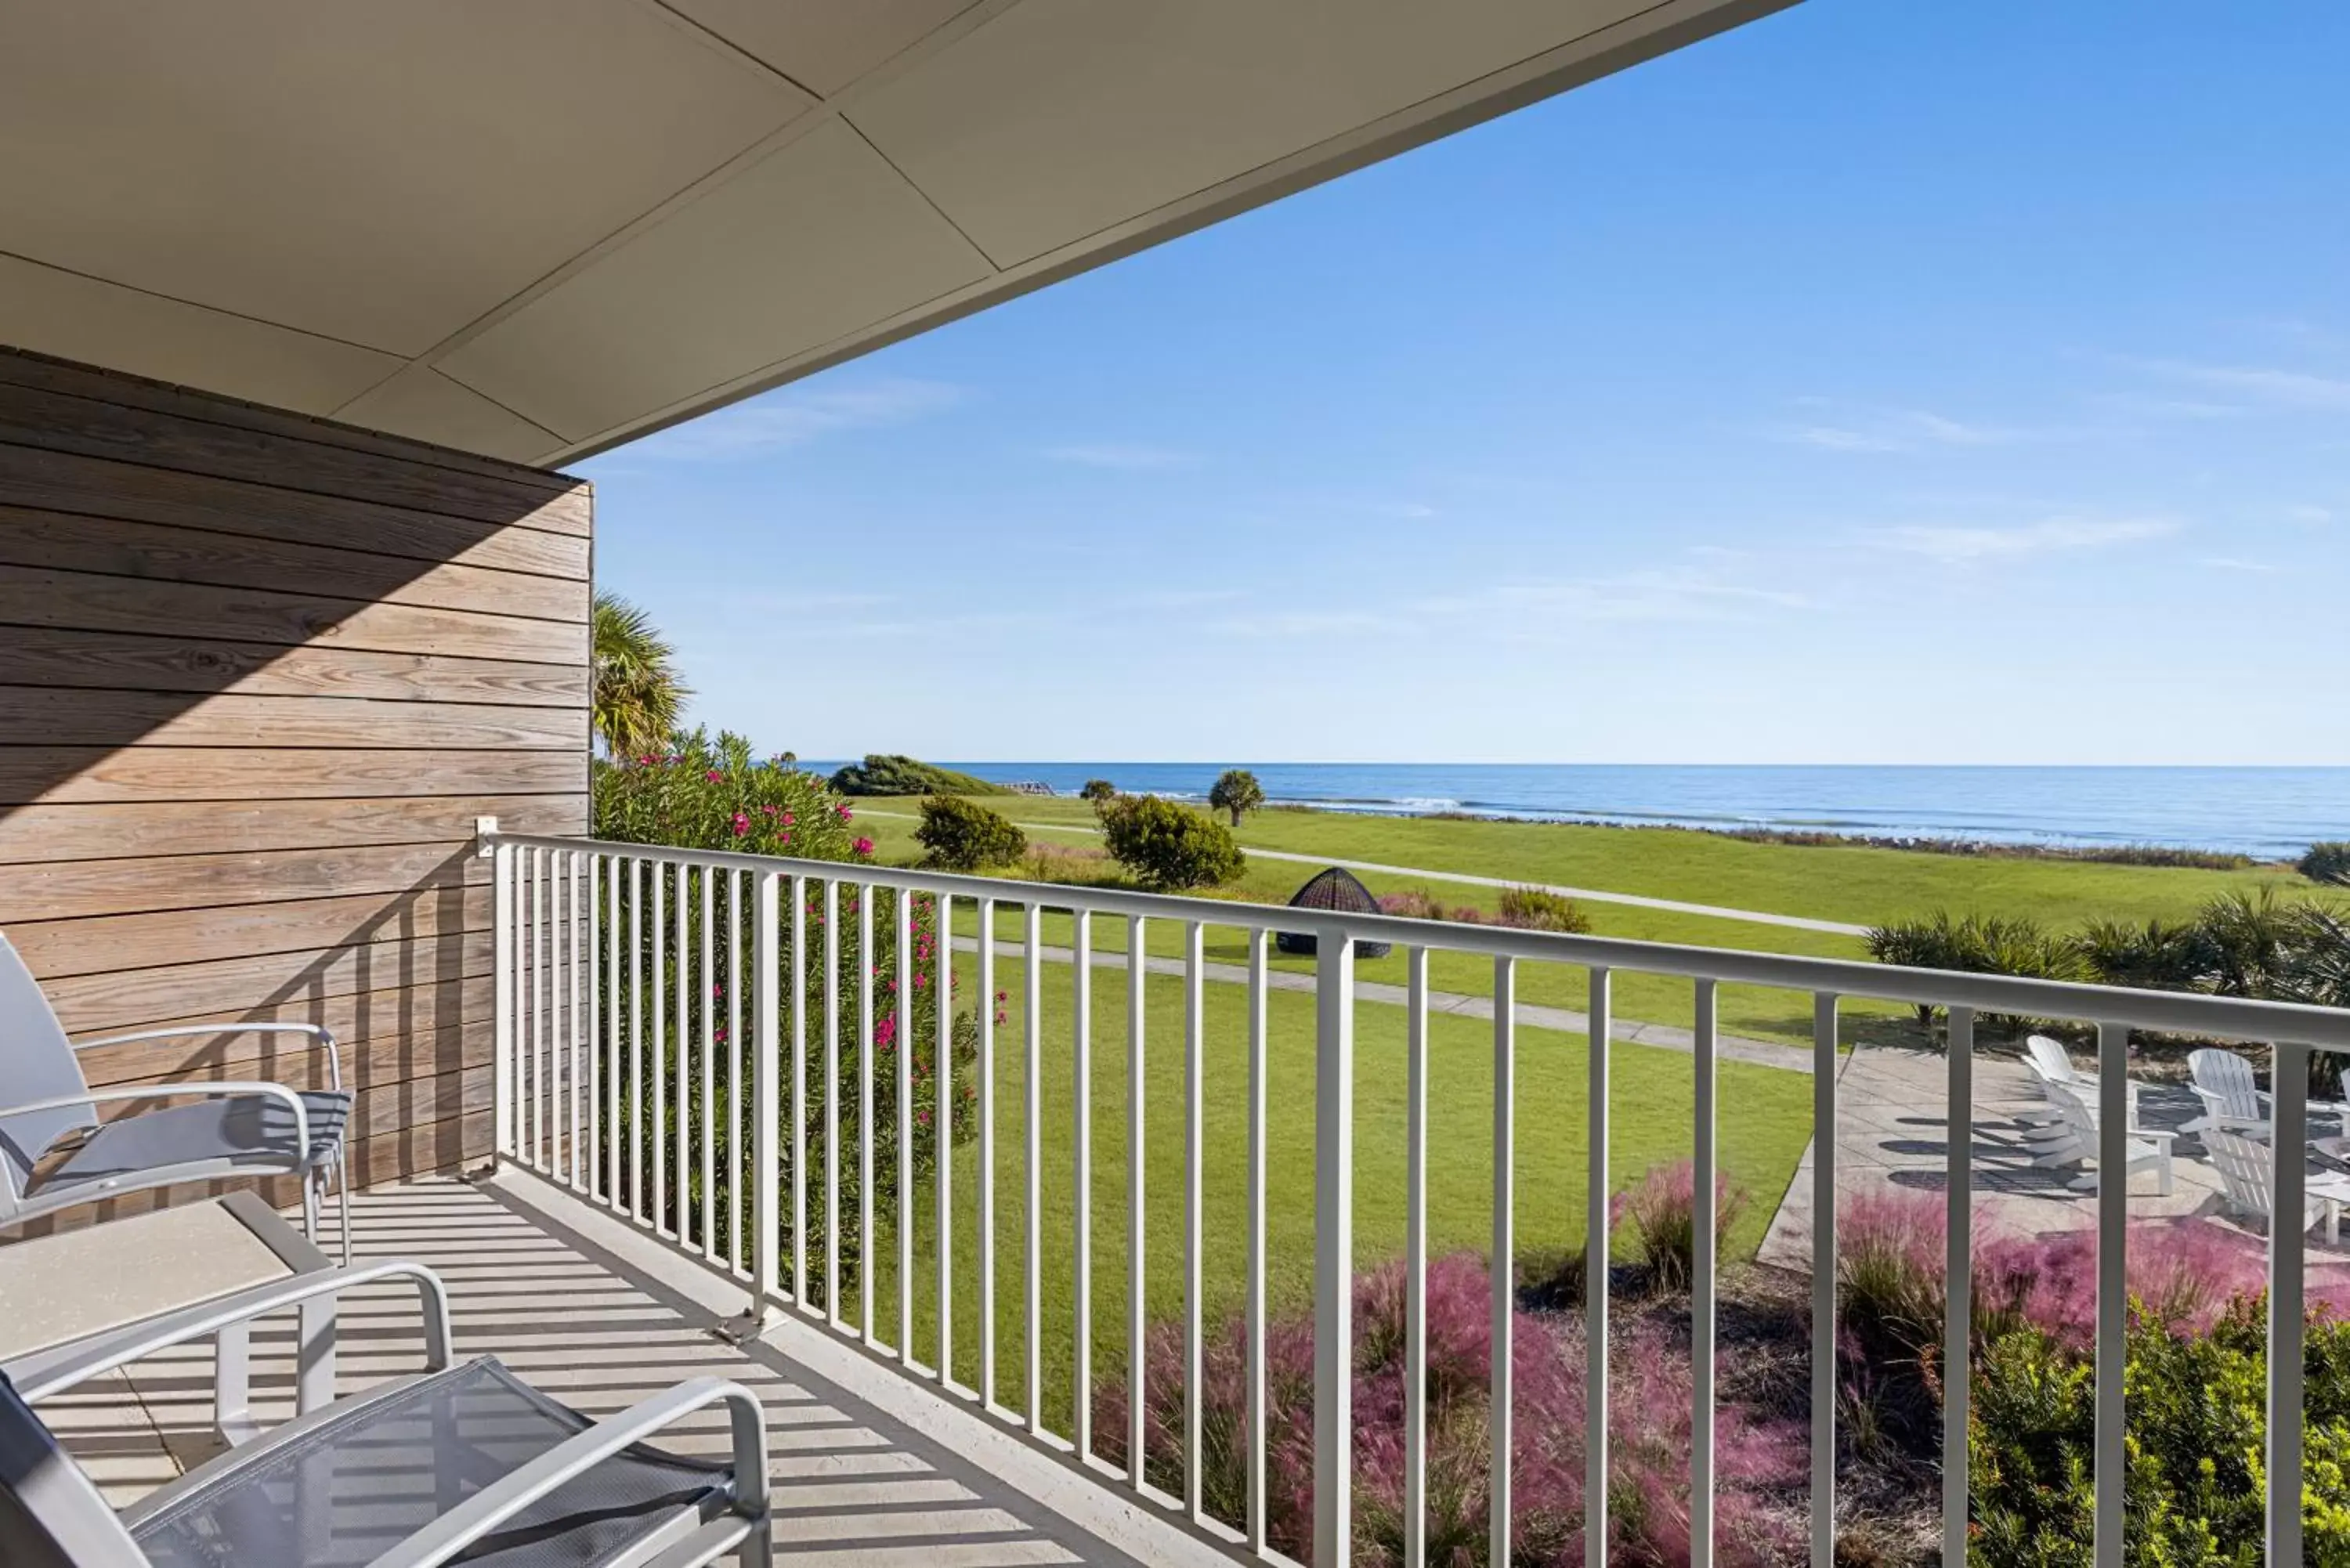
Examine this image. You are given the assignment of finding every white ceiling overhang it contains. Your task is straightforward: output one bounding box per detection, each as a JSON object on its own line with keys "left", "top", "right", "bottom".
{"left": 0, "top": 0, "right": 1791, "bottom": 468}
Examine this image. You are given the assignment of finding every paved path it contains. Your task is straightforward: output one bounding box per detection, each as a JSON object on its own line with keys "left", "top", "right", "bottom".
{"left": 853, "top": 807, "right": 1867, "bottom": 938}
{"left": 953, "top": 934, "right": 1814, "bottom": 1074}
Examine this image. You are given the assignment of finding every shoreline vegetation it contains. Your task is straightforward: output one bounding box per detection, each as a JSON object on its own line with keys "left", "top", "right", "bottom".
{"left": 1405, "top": 806, "right": 2265, "bottom": 869}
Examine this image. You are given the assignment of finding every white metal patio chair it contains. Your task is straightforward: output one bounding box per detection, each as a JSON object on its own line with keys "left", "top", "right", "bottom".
{"left": 2184, "top": 1047, "right": 2272, "bottom": 1138}
{"left": 0, "top": 1261, "right": 774, "bottom": 1568}
{"left": 2035, "top": 1080, "right": 2176, "bottom": 1195}
{"left": 2204, "top": 1128, "right": 2350, "bottom": 1245}
{"left": 0, "top": 932, "right": 351, "bottom": 1263}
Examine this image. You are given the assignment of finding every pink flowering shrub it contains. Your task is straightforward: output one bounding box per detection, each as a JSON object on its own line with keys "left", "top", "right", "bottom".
{"left": 591, "top": 728, "right": 980, "bottom": 1306}
{"left": 595, "top": 727, "right": 853, "bottom": 861}
{"left": 1094, "top": 1254, "right": 1803, "bottom": 1567}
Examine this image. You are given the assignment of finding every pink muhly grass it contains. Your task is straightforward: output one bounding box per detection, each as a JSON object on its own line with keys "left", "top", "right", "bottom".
{"left": 1612, "top": 1160, "right": 1747, "bottom": 1292}
{"left": 1094, "top": 1252, "right": 1801, "bottom": 1567}
{"left": 1835, "top": 1187, "right": 2350, "bottom": 1355}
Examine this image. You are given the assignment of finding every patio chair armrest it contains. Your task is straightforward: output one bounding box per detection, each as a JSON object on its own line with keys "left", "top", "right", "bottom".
{"left": 74, "top": 1022, "right": 342, "bottom": 1090}
{"left": 6, "top": 1260, "right": 452, "bottom": 1402}
{"left": 2129, "top": 1128, "right": 2179, "bottom": 1146}
{"left": 363, "top": 1376, "right": 769, "bottom": 1568}
{"left": 0, "top": 1081, "right": 310, "bottom": 1162}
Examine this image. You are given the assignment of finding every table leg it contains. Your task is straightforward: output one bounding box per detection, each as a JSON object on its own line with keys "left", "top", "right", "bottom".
{"left": 296, "top": 1291, "right": 337, "bottom": 1414}
{"left": 214, "top": 1321, "right": 254, "bottom": 1444}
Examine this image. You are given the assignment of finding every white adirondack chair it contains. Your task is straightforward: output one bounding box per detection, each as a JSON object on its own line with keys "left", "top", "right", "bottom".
{"left": 2184, "top": 1047, "right": 2271, "bottom": 1137}
{"left": 2037, "top": 1080, "right": 2175, "bottom": 1194}
{"left": 2017, "top": 1035, "right": 2087, "bottom": 1127}
{"left": 2019, "top": 1035, "right": 2139, "bottom": 1143}
{"left": 2204, "top": 1128, "right": 2350, "bottom": 1243}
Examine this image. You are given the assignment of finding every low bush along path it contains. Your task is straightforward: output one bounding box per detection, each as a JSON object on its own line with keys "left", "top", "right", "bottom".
{"left": 853, "top": 805, "right": 1867, "bottom": 936}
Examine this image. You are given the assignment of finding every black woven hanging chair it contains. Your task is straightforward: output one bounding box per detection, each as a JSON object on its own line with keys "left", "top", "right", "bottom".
{"left": 1274, "top": 866, "right": 1391, "bottom": 959}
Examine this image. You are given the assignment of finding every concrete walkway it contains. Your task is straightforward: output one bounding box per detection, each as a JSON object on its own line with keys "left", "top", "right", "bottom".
{"left": 953, "top": 934, "right": 1815, "bottom": 1074}
{"left": 852, "top": 807, "right": 1870, "bottom": 938}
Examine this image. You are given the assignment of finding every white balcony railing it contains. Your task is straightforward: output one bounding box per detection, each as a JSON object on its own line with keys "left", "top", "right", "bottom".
{"left": 482, "top": 829, "right": 2350, "bottom": 1568}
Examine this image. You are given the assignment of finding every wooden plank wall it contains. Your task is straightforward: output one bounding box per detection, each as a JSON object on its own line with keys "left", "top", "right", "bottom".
{"left": 0, "top": 349, "right": 590, "bottom": 1218}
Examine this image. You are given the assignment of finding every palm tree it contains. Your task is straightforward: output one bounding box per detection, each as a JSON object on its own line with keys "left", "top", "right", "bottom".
{"left": 591, "top": 591, "right": 689, "bottom": 758}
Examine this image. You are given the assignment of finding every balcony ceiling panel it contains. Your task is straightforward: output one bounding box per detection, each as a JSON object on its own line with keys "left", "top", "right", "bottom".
{"left": 436, "top": 119, "right": 993, "bottom": 444}
{"left": 661, "top": 0, "right": 985, "bottom": 99}
{"left": 0, "top": 0, "right": 1783, "bottom": 466}
{"left": 844, "top": 0, "right": 1675, "bottom": 269}
{"left": 334, "top": 367, "right": 566, "bottom": 467}
{"left": 0, "top": 0, "right": 811, "bottom": 356}
{"left": 0, "top": 253, "right": 401, "bottom": 417}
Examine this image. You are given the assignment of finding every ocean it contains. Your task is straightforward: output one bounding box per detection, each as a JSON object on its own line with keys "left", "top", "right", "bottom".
{"left": 860, "top": 764, "right": 2350, "bottom": 861}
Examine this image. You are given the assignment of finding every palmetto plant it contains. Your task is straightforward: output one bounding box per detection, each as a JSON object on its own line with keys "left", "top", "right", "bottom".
{"left": 591, "top": 591, "right": 689, "bottom": 758}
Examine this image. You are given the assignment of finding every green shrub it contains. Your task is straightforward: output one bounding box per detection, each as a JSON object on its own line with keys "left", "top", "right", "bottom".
{"left": 1969, "top": 1302, "right": 2350, "bottom": 1566}
{"left": 2071, "top": 916, "right": 2209, "bottom": 992}
{"left": 1497, "top": 885, "right": 1591, "bottom": 934}
{"left": 1079, "top": 778, "right": 1118, "bottom": 804}
{"left": 914, "top": 794, "right": 1027, "bottom": 870}
{"left": 829, "top": 753, "right": 1006, "bottom": 796}
{"left": 1206, "top": 768, "right": 1265, "bottom": 827}
{"left": 1098, "top": 794, "right": 1246, "bottom": 890}
{"left": 1864, "top": 911, "right": 2086, "bottom": 1025}
{"left": 2302, "top": 841, "right": 2350, "bottom": 886}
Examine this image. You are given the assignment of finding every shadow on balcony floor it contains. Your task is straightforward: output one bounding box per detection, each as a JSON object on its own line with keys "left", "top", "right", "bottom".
{"left": 48, "top": 1175, "right": 1156, "bottom": 1566}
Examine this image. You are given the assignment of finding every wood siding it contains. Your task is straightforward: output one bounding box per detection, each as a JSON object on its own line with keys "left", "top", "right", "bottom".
{"left": 0, "top": 349, "right": 589, "bottom": 1223}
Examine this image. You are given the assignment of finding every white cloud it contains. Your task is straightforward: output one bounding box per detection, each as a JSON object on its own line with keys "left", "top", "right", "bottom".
{"left": 1773, "top": 406, "right": 2033, "bottom": 453}
{"left": 1785, "top": 425, "right": 1907, "bottom": 453}
{"left": 1137, "top": 587, "right": 1253, "bottom": 609}
{"left": 1868, "top": 515, "right": 2180, "bottom": 564}
{"left": 1207, "top": 609, "right": 1396, "bottom": 638}
{"left": 2135, "top": 359, "right": 2350, "bottom": 411}
{"left": 1042, "top": 442, "right": 1198, "bottom": 469}
{"left": 635, "top": 379, "right": 961, "bottom": 457}
{"left": 2287, "top": 504, "right": 2334, "bottom": 526}
{"left": 1415, "top": 572, "right": 1810, "bottom": 625}
{"left": 1208, "top": 568, "right": 1806, "bottom": 641}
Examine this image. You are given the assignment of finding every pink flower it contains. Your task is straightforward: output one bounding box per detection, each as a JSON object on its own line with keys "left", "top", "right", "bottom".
{"left": 836, "top": 804, "right": 853, "bottom": 822}
{"left": 731, "top": 812, "right": 750, "bottom": 836}
{"left": 706, "top": 770, "right": 723, "bottom": 783}
{"left": 994, "top": 990, "right": 1007, "bottom": 1003}
{"left": 782, "top": 812, "right": 794, "bottom": 826}
{"left": 853, "top": 836, "right": 875, "bottom": 858}
{"left": 638, "top": 754, "right": 657, "bottom": 766}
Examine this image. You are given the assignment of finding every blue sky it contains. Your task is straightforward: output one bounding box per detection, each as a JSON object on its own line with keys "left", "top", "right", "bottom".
{"left": 580, "top": 0, "right": 2349, "bottom": 768}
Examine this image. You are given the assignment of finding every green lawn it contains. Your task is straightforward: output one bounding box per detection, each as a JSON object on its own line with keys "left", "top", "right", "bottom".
{"left": 812, "top": 947, "right": 1812, "bottom": 1434}
{"left": 839, "top": 797, "right": 2295, "bottom": 1050}
{"left": 896, "top": 793, "right": 2291, "bottom": 929}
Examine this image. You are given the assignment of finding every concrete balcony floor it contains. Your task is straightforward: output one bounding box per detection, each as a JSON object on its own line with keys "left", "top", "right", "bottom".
{"left": 42, "top": 1172, "right": 1189, "bottom": 1567}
